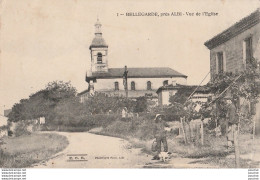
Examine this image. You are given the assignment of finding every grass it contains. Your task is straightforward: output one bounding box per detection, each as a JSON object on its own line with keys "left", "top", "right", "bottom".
{"left": 95, "top": 119, "right": 260, "bottom": 168}
{"left": 0, "top": 133, "right": 69, "bottom": 168}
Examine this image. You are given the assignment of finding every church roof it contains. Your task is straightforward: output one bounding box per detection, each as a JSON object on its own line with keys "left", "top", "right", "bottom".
{"left": 86, "top": 67, "right": 187, "bottom": 81}
{"left": 89, "top": 34, "right": 108, "bottom": 49}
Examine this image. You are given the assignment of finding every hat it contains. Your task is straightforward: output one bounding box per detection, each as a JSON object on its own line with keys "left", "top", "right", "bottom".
{"left": 154, "top": 114, "right": 163, "bottom": 121}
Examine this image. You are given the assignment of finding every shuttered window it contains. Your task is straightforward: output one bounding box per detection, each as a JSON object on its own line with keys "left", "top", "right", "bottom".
{"left": 217, "top": 52, "right": 224, "bottom": 73}
{"left": 245, "top": 37, "right": 253, "bottom": 64}
{"left": 97, "top": 53, "right": 102, "bottom": 64}
{"left": 131, "top": 81, "right": 135, "bottom": 90}
{"left": 163, "top": 80, "right": 168, "bottom": 86}
{"left": 147, "top": 81, "right": 152, "bottom": 90}
{"left": 114, "top": 82, "right": 119, "bottom": 91}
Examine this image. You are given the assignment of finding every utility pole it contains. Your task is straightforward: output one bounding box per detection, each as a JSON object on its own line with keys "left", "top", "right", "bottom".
{"left": 123, "top": 66, "right": 128, "bottom": 98}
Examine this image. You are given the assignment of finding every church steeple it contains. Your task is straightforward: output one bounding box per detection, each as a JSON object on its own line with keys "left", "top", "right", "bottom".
{"left": 89, "top": 18, "right": 108, "bottom": 73}
{"left": 89, "top": 18, "right": 108, "bottom": 49}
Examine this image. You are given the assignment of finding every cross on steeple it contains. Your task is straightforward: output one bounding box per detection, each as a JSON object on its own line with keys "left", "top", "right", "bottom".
{"left": 95, "top": 17, "right": 102, "bottom": 35}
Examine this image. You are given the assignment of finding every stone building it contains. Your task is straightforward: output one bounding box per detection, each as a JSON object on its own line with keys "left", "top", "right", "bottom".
{"left": 79, "top": 19, "right": 187, "bottom": 103}
{"left": 156, "top": 84, "right": 210, "bottom": 106}
{"left": 204, "top": 9, "right": 260, "bottom": 78}
{"left": 204, "top": 9, "right": 260, "bottom": 134}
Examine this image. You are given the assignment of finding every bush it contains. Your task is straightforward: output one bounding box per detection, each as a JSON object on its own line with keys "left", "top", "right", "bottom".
{"left": 0, "top": 149, "right": 15, "bottom": 168}
{"left": 134, "top": 120, "right": 155, "bottom": 140}
{"left": 14, "top": 121, "right": 32, "bottom": 137}
{"left": 47, "top": 114, "right": 121, "bottom": 132}
{"left": 99, "top": 117, "right": 156, "bottom": 140}
{"left": 103, "top": 121, "right": 134, "bottom": 137}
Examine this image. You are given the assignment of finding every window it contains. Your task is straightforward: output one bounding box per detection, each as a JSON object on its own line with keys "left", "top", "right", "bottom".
{"left": 131, "top": 81, "right": 135, "bottom": 90}
{"left": 163, "top": 80, "right": 168, "bottom": 86}
{"left": 244, "top": 37, "right": 253, "bottom": 64}
{"left": 147, "top": 81, "right": 152, "bottom": 90}
{"left": 114, "top": 82, "right": 119, "bottom": 91}
{"left": 217, "top": 52, "right": 224, "bottom": 73}
{"left": 97, "top": 52, "right": 102, "bottom": 64}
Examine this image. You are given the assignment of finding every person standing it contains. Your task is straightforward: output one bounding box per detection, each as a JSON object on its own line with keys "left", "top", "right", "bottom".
{"left": 152, "top": 114, "right": 169, "bottom": 160}
{"left": 225, "top": 98, "right": 239, "bottom": 150}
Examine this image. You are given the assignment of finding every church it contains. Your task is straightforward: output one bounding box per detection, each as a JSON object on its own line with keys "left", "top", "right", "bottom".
{"left": 78, "top": 19, "right": 188, "bottom": 103}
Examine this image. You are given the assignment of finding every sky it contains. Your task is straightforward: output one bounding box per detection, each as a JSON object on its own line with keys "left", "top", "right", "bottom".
{"left": 0, "top": 0, "right": 259, "bottom": 113}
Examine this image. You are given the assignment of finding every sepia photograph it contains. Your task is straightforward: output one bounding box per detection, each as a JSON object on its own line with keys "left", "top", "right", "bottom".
{"left": 0, "top": 0, "right": 260, "bottom": 170}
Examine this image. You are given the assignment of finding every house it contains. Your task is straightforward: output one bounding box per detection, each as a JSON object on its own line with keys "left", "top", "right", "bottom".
{"left": 204, "top": 9, "right": 260, "bottom": 134}
{"left": 204, "top": 9, "right": 260, "bottom": 78}
{"left": 156, "top": 83, "right": 211, "bottom": 106}
{"left": 78, "top": 19, "right": 187, "bottom": 102}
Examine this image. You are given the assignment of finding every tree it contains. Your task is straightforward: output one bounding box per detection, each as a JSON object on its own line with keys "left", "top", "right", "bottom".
{"left": 53, "top": 97, "right": 84, "bottom": 127}
{"left": 134, "top": 97, "right": 147, "bottom": 113}
{"left": 8, "top": 100, "right": 27, "bottom": 122}
{"left": 83, "top": 92, "right": 136, "bottom": 114}
{"left": 8, "top": 81, "right": 78, "bottom": 123}
{"left": 169, "top": 86, "right": 194, "bottom": 105}
{"left": 206, "top": 59, "right": 260, "bottom": 168}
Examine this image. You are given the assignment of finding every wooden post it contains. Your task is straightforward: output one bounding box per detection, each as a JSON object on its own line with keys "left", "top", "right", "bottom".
{"left": 123, "top": 66, "right": 128, "bottom": 99}
{"left": 188, "top": 122, "right": 192, "bottom": 142}
{"left": 200, "top": 120, "right": 204, "bottom": 145}
{"left": 251, "top": 118, "right": 256, "bottom": 163}
{"left": 253, "top": 119, "right": 256, "bottom": 141}
{"left": 180, "top": 117, "right": 187, "bottom": 144}
{"left": 195, "top": 124, "right": 200, "bottom": 145}
{"left": 233, "top": 124, "right": 240, "bottom": 168}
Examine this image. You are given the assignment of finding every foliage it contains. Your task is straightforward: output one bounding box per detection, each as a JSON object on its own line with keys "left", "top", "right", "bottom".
{"left": 46, "top": 114, "right": 121, "bottom": 132}
{"left": 208, "top": 60, "right": 260, "bottom": 103}
{"left": 13, "top": 121, "right": 32, "bottom": 137}
{"left": 0, "top": 133, "right": 69, "bottom": 168}
{"left": 134, "top": 96, "right": 148, "bottom": 113}
{"left": 52, "top": 97, "right": 85, "bottom": 126}
{"left": 8, "top": 81, "right": 78, "bottom": 123}
{"left": 83, "top": 92, "right": 148, "bottom": 114}
{"left": 169, "top": 86, "right": 194, "bottom": 105}
{"left": 101, "top": 117, "right": 156, "bottom": 140}
{"left": 150, "top": 102, "right": 197, "bottom": 122}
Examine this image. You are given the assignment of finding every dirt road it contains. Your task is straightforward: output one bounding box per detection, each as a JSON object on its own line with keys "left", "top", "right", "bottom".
{"left": 34, "top": 132, "right": 215, "bottom": 168}
{"left": 34, "top": 132, "right": 152, "bottom": 168}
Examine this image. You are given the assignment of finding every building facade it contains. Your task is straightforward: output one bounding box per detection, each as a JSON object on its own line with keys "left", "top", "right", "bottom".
{"left": 79, "top": 19, "right": 187, "bottom": 102}
{"left": 204, "top": 9, "right": 260, "bottom": 134}
{"left": 204, "top": 9, "right": 260, "bottom": 78}
{"left": 156, "top": 84, "right": 210, "bottom": 106}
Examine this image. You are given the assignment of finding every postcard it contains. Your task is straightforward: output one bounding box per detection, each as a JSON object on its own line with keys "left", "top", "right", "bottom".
{"left": 0, "top": 0, "right": 259, "bottom": 169}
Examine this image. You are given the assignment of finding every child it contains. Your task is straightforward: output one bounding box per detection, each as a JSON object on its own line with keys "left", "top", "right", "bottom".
{"left": 152, "top": 114, "right": 169, "bottom": 160}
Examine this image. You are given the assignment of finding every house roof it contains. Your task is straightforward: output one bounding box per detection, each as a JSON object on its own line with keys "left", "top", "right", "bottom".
{"left": 204, "top": 9, "right": 260, "bottom": 50}
{"left": 156, "top": 84, "right": 210, "bottom": 94}
{"left": 86, "top": 67, "right": 187, "bottom": 81}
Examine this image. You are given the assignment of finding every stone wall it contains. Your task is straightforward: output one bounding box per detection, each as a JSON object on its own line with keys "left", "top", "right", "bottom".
{"left": 94, "top": 77, "right": 187, "bottom": 91}
{"left": 209, "top": 23, "right": 260, "bottom": 78}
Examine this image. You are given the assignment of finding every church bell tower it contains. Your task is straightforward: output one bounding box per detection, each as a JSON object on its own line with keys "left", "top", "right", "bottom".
{"left": 89, "top": 18, "right": 108, "bottom": 73}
